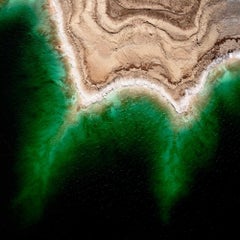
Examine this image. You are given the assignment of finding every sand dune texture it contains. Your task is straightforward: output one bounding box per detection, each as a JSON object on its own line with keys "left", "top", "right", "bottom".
{"left": 47, "top": 0, "right": 240, "bottom": 112}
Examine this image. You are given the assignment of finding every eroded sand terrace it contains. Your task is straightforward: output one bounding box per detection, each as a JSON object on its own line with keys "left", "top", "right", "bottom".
{"left": 47, "top": 0, "right": 240, "bottom": 113}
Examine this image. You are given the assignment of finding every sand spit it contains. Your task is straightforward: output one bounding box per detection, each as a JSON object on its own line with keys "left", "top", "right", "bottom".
{"left": 47, "top": 0, "right": 240, "bottom": 114}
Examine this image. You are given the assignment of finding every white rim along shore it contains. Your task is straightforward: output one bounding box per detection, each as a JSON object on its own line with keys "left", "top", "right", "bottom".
{"left": 48, "top": 0, "right": 240, "bottom": 115}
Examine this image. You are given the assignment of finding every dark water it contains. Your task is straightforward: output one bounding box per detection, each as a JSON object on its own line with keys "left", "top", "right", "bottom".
{"left": 1, "top": 2, "right": 240, "bottom": 239}
{"left": 0, "top": 1, "right": 68, "bottom": 229}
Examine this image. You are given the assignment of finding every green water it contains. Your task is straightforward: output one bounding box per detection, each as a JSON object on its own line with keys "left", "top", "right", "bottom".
{"left": 0, "top": 0, "right": 70, "bottom": 221}
{"left": 1, "top": 0, "right": 240, "bottom": 226}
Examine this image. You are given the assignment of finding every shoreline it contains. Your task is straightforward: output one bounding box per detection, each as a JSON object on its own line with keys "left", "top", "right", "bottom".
{"left": 47, "top": 0, "right": 240, "bottom": 115}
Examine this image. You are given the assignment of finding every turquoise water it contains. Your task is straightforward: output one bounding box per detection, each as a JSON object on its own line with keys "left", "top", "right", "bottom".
{"left": 1, "top": 0, "right": 240, "bottom": 232}
{"left": 0, "top": 1, "right": 70, "bottom": 222}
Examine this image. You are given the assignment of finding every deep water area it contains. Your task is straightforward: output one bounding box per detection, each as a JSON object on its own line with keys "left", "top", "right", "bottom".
{"left": 1, "top": 1, "right": 240, "bottom": 239}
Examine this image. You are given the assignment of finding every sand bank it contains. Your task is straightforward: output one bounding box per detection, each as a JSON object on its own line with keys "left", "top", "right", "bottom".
{"left": 47, "top": 0, "right": 240, "bottom": 114}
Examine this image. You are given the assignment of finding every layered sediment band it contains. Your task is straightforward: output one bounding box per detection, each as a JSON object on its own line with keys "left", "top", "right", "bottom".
{"left": 48, "top": 0, "right": 240, "bottom": 114}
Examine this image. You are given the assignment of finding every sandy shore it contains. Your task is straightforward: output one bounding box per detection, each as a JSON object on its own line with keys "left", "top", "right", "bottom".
{"left": 47, "top": 0, "right": 240, "bottom": 114}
